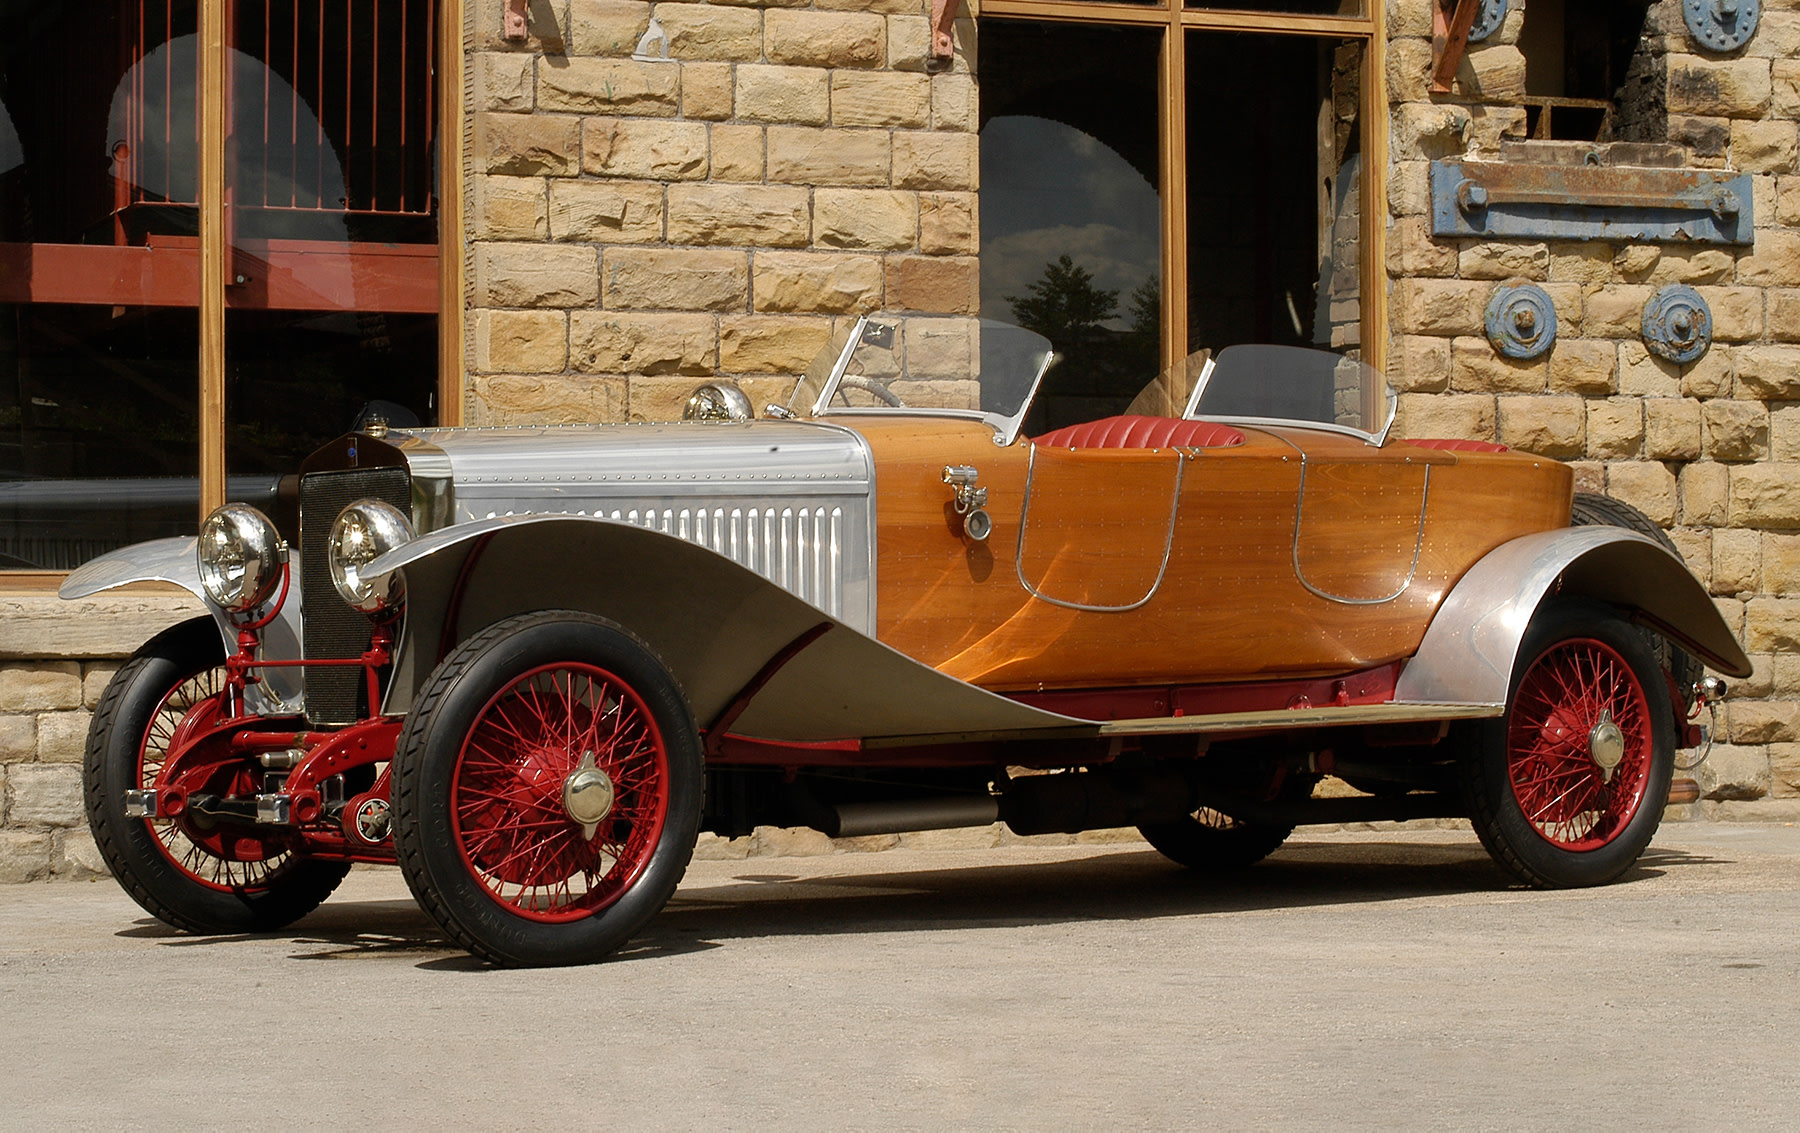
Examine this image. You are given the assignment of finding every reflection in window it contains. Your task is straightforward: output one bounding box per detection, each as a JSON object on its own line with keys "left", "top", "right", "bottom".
{"left": 1185, "top": 32, "right": 1363, "bottom": 358}
{"left": 979, "top": 21, "right": 1162, "bottom": 435}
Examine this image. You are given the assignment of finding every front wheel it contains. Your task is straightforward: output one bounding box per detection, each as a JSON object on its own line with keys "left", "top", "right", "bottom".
{"left": 1462, "top": 598, "right": 1674, "bottom": 888}
{"left": 392, "top": 611, "right": 703, "bottom": 967}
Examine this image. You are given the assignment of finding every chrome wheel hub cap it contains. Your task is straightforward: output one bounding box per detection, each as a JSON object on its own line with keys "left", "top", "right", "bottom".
{"left": 561, "top": 750, "right": 615, "bottom": 841}
{"left": 1589, "top": 709, "right": 1626, "bottom": 784}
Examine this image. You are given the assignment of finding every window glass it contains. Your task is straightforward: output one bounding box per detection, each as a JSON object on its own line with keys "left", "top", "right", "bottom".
{"left": 1184, "top": 0, "right": 1362, "bottom": 14}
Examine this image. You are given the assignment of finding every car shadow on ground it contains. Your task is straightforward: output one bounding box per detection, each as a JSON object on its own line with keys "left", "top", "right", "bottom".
{"left": 113, "top": 837, "right": 1719, "bottom": 968}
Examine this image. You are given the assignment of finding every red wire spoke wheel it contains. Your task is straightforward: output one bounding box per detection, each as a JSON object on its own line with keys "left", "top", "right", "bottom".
{"left": 84, "top": 618, "right": 349, "bottom": 933}
{"left": 1463, "top": 599, "right": 1674, "bottom": 889}
{"left": 1506, "top": 637, "right": 1653, "bottom": 851}
{"left": 451, "top": 663, "right": 670, "bottom": 922}
{"left": 394, "top": 611, "right": 702, "bottom": 967}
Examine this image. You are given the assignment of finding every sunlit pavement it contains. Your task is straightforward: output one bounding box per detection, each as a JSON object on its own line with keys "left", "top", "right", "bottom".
{"left": 3, "top": 822, "right": 1797, "bottom": 1129}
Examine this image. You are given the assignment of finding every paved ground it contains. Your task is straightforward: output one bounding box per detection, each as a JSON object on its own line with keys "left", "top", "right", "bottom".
{"left": 2, "top": 822, "right": 1798, "bottom": 1130}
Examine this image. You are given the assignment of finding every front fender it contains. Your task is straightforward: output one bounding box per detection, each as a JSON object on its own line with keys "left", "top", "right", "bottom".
{"left": 1395, "top": 527, "right": 1752, "bottom": 708}
{"left": 367, "top": 514, "right": 1089, "bottom": 743}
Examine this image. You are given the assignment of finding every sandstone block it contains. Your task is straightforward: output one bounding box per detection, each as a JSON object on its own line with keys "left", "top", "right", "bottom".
{"left": 1462, "top": 105, "right": 1528, "bottom": 156}
{"left": 1645, "top": 398, "right": 1704, "bottom": 461}
{"left": 475, "top": 112, "right": 580, "bottom": 176}
{"left": 1543, "top": 284, "right": 1584, "bottom": 337}
{"left": 1767, "top": 289, "right": 1800, "bottom": 342}
{"left": 1681, "top": 461, "right": 1731, "bottom": 526}
{"left": 1734, "top": 344, "right": 1800, "bottom": 399}
{"left": 1716, "top": 597, "right": 1746, "bottom": 645}
{"left": 1496, "top": 396, "right": 1585, "bottom": 457}
{"left": 1605, "top": 460, "right": 1678, "bottom": 525}
{"left": 736, "top": 65, "right": 829, "bottom": 125}
{"left": 548, "top": 180, "right": 663, "bottom": 243}
{"left": 898, "top": 824, "right": 1002, "bottom": 852}
{"left": 81, "top": 664, "right": 118, "bottom": 709}
{"left": 767, "top": 126, "right": 890, "bottom": 187}
{"left": 1386, "top": 37, "right": 1434, "bottom": 103}
{"left": 1387, "top": 0, "right": 1433, "bottom": 37}
{"left": 1548, "top": 242, "right": 1617, "bottom": 284}
{"left": 473, "top": 175, "right": 548, "bottom": 241}
{"left": 473, "top": 52, "right": 534, "bottom": 112}
{"left": 1731, "top": 463, "right": 1800, "bottom": 529}
{"left": 474, "top": 243, "right": 599, "bottom": 308}
{"left": 1614, "top": 244, "right": 1660, "bottom": 279}
{"left": 1771, "top": 742, "right": 1800, "bottom": 797}
{"left": 1389, "top": 160, "right": 1431, "bottom": 217}
{"left": 53, "top": 828, "right": 107, "bottom": 878}
{"left": 1775, "top": 404, "right": 1800, "bottom": 461}
{"left": 1391, "top": 279, "right": 1490, "bottom": 336}
{"left": 883, "top": 255, "right": 978, "bottom": 314}
{"left": 1547, "top": 339, "right": 1617, "bottom": 394}
{"left": 1568, "top": 460, "right": 1605, "bottom": 495}
{"left": 1653, "top": 248, "right": 1734, "bottom": 285}
{"left": 719, "top": 316, "right": 835, "bottom": 373}
{"left": 1456, "top": 241, "right": 1547, "bottom": 281}
{"left": 0, "top": 831, "right": 51, "bottom": 884}
{"left": 1697, "top": 743, "right": 1771, "bottom": 801}
{"left": 903, "top": 317, "right": 976, "bottom": 379}
{"left": 654, "top": 3, "right": 763, "bottom": 61}
{"left": 569, "top": 312, "right": 717, "bottom": 375}
{"left": 603, "top": 247, "right": 749, "bottom": 311}
{"left": 0, "top": 664, "right": 81, "bottom": 712}
{"left": 1667, "top": 54, "right": 1772, "bottom": 117}
{"left": 1455, "top": 44, "right": 1525, "bottom": 102}
{"left": 36, "top": 711, "right": 88, "bottom": 763}
{"left": 710, "top": 124, "right": 764, "bottom": 182}
{"left": 1391, "top": 103, "right": 1470, "bottom": 162}
{"left": 1737, "top": 230, "right": 1800, "bottom": 288}
{"left": 628, "top": 376, "right": 726, "bottom": 422}
{"left": 1385, "top": 218, "right": 1457, "bottom": 278}
{"left": 919, "top": 192, "right": 976, "bottom": 256}
{"left": 1583, "top": 285, "right": 1653, "bottom": 339}
{"left": 474, "top": 309, "right": 568, "bottom": 374}
{"left": 1734, "top": 119, "right": 1799, "bottom": 174}
{"left": 0, "top": 715, "right": 33, "bottom": 761}
{"left": 1392, "top": 393, "right": 1495, "bottom": 442}
{"left": 1670, "top": 527, "right": 1713, "bottom": 589}
{"left": 814, "top": 189, "right": 917, "bottom": 250}
{"left": 752, "top": 251, "right": 883, "bottom": 314}
{"left": 1587, "top": 399, "right": 1643, "bottom": 460}
{"left": 1450, "top": 337, "right": 1546, "bottom": 393}
{"left": 566, "top": 0, "right": 651, "bottom": 55}
{"left": 1698, "top": 287, "right": 1763, "bottom": 342}
{"left": 892, "top": 131, "right": 977, "bottom": 191}
{"left": 7, "top": 763, "right": 81, "bottom": 826}
{"left": 1765, "top": 533, "right": 1800, "bottom": 595}
{"left": 765, "top": 9, "right": 884, "bottom": 68}
{"left": 681, "top": 62, "right": 735, "bottom": 120}
{"left": 1747, "top": 596, "right": 1800, "bottom": 652}
{"left": 1388, "top": 335, "right": 1451, "bottom": 393}
{"left": 1618, "top": 341, "right": 1682, "bottom": 397}
{"left": 932, "top": 74, "right": 976, "bottom": 132}
{"left": 886, "top": 14, "right": 930, "bottom": 73}
{"left": 1682, "top": 346, "right": 1735, "bottom": 398}
{"left": 831, "top": 71, "right": 932, "bottom": 128}
{"left": 468, "top": 374, "right": 626, "bottom": 426}
{"left": 1750, "top": 11, "right": 1800, "bottom": 59}
{"left": 1713, "top": 528, "right": 1763, "bottom": 595}
{"left": 1703, "top": 399, "right": 1769, "bottom": 462}
{"left": 538, "top": 58, "right": 679, "bottom": 115}
{"left": 583, "top": 118, "right": 708, "bottom": 181}
{"left": 1669, "top": 114, "right": 1731, "bottom": 160}
{"left": 667, "top": 184, "right": 810, "bottom": 247}
{"left": 690, "top": 832, "right": 753, "bottom": 861}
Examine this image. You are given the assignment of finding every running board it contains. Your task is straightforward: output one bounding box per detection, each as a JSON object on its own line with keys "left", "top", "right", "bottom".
{"left": 1095, "top": 701, "right": 1503, "bottom": 736}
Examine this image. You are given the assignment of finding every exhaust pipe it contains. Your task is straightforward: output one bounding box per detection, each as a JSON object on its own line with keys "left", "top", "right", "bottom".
{"left": 819, "top": 797, "right": 1001, "bottom": 838}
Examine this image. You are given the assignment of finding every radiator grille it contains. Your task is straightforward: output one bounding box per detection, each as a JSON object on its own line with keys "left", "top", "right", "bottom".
{"left": 300, "top": 467, "right": 411, "bottom": 725}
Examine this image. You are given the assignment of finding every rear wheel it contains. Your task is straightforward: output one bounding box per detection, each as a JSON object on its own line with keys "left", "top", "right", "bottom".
{"left": 1463, "top": 598, "right": 1673, "bottom": 888}
{"left": 84, "top": 617, "right": 348, "bottom": 932}
{"left": 1569, "top": 491, "right": 1702, "bottom": 696}
{"left": 392, "top": 611, "right": 702, "bottom": 967}
{"left": 1138, "top": 775, "right": 1314, "bottom": 871}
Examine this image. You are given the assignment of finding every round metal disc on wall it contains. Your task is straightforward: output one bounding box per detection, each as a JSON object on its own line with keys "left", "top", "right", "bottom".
{"left": 1468, "top": 0, "right": 1509, "bottom": 43}
{"left": 1485, "top": 283, "right": 1557, "bottom": 360}
{"left": 1684, "top": 0, "right": 1760, "bottom": 53}
{"left": 1642, "top": 285, "right": 1714, "bottom": 365}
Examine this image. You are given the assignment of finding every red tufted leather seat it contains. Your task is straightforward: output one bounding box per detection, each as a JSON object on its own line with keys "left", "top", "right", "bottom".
{"left": 1034, "top": 415, "right": 1246, "bottom": 450}
{"left": 1404, "top": 438, "right": 1510, "bottom": 453}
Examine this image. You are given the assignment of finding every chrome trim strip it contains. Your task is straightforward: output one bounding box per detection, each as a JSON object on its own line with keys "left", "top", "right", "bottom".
{"left": 1096, "top": 701, "right": 1502, "bottom": 735}
{"left": 1291, "top": 461, "right": 1431, "bottom": 607}
{"left": 1013, "top": 443, "right": 1187, "bottom": 613}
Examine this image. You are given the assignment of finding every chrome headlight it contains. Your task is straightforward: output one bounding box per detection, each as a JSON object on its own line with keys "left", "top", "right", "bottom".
{"left": 196, "top": 504, "right": 285, "bottom": 614}
{"left": 683, "top": 380, "right": 752, "bottom": 423}
{"left": 328, "top": 499, "right": 414, "bottom": 614}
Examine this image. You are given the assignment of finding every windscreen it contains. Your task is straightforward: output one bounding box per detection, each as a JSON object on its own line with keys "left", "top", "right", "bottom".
{"left": 1192, "top": 343, "right": 1392, "bottom": 438}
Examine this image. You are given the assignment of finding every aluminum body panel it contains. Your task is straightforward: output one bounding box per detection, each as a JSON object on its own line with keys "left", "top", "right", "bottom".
{"left": 1395, "top": 527, "right": 1754, "bottom": 708}
{"left": 56, "top": 537, "right": 305, "bottom": 713}
{"left": 390, "top": 420, "right": 876, "bottom": 633}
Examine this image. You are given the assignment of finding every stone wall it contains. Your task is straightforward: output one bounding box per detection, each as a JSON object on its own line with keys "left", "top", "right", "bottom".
{"left": 1386, "top": 0, "right": 1800, "bottom": 809}
{"left": 0, "top": 594, "right": 201, "bottom": 881}
{"left": 466, "top": 0, "right": 979, "bottom": 424}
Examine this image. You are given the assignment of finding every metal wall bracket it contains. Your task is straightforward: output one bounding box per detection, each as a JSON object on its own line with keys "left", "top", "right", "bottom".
{"left": 1430, "top": 0, "right": 1481, "bottom": 93}
{"left": 1684, "top": 0, "right": 1760, "bottom": 53}
{"left": 928, "top": 0, "right": 958, "bottom": 71}
{"left": 1431, "top": 160, "right": 1754, "bottom": 245}
{"left": 1643, "top": 286, "right": 1713, "bottom": 365}
{"left": 1485, "top": 284, "right": 1557, "bottom": 360}
{"left": 503, "top": 0, "right": 527, "bottom": 41}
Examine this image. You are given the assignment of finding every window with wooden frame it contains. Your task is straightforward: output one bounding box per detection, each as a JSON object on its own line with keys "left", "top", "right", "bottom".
{"left": 0, "top": 0, "right": 463, "bottom": 579}
{"left": 977, "top": 0, "right": 1385, "bottom": 427}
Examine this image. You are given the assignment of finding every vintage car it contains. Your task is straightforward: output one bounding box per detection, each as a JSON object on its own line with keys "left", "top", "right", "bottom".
{"left": 63, "top": 314, "right": 1752, "bottom": 966}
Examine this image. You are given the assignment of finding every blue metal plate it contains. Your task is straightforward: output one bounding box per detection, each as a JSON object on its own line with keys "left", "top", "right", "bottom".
{"left": 1684, "top": 0, "right": 1760, "bottom": 53}
{"left": 1485, "top": 284, "right": 1557, "bottom": 361}
{"left": 1431, "top": 160, "right": 1755, "bottom": 245}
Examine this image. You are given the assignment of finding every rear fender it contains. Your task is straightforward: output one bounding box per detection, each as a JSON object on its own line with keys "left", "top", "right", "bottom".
{"left": 1395, "top": 527, "right": 1752, "bottom": 708}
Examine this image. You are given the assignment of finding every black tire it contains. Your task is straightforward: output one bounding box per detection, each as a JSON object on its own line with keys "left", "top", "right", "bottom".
{"left": 391, "top": 611, "right": 703, "bottom": 967}
{"left": 84, "top": 617, "right": 349, "bottom": 933}
{"left": 1137, "top": 776, "right": 1312, "bottom": 871}
{"left": 1569, "top": 491, "right": 1703, "bottom": 699}
{"left": 1462, "top": 598, "right": 1674, "bottom": 888}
